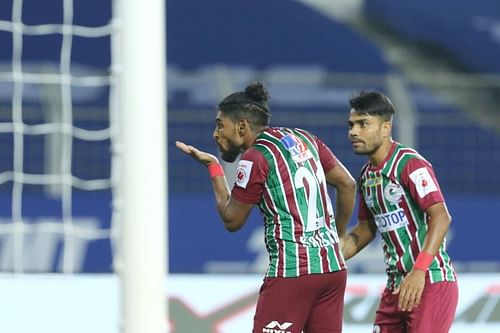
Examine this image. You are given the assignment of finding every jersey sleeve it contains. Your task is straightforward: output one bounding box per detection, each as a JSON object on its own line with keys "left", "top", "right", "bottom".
{"left": 357, "top": 190, "right": 373, "bottom": 221}
{"left": 231, "top": 147, "right": 269, "bottom": 204}
{"left": 314, "top": 136, "right": 337, "bottom": 173}
{"left": 400, "top": 157, "right": 445, "bottom": 211}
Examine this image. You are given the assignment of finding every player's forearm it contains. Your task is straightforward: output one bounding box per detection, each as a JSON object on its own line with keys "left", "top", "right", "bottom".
{"left": 341, "top": 220, "right": 376, "bottom": 260}
{"left": 333, "top": 180, "right": 356, "bottom": 237}
{"left": 212, "top": 176, "right": 250, "bottom": 232}
{"left": 341, "top": 232, "right": 360, "bottom": 260}
{"left": 211, "top": 176, "right": 232, "bottom": 222}
{"left": 411, "top": 203, "right": 451, "bottom": 273}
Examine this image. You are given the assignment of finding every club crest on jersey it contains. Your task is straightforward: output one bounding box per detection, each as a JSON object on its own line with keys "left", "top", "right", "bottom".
{"left": 280, "top": 134, "right": 313, "bottom": 163}
{"left": 384, "top": 183, "right": 404, "bottom": 204}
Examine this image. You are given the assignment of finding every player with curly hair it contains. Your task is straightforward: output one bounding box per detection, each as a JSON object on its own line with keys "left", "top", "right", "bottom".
{"left": 177, "top": 81, "right": 356, "bottom": 333}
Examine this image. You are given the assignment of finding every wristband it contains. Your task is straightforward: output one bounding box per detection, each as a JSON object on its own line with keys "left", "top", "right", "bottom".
{"left": 208, "top": 162, "right": 225, "bottom": 178}
{"left": 413, "top": 251, "right": 434, "bottom": 271}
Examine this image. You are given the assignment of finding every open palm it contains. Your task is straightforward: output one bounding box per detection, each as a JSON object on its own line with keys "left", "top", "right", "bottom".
{"left": 175, "top": 141, "right": 219, "bottom": 166}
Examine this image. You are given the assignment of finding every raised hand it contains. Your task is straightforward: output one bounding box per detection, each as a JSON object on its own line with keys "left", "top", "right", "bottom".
{"left": 175, "top": 141, "right": 219, "bottom": 166}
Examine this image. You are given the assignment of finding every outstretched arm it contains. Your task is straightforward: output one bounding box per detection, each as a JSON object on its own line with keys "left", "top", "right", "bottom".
{"left": 324, "top": 160, "right": 356, "bottom": 237}
{"left": 341, "top": 218, "right": 377, "bottom": 260}
{"left": 176, "top": 141, "right": 253, "bottom": 232}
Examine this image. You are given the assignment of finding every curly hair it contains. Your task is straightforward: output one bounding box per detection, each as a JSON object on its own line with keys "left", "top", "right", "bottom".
{"left": 218, "top": 81, "right": 271, "bottom": 129}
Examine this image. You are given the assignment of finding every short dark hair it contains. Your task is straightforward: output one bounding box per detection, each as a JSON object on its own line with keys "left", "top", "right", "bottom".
{"left": 349, "top": 91, "right": 395, "bottom": 121}
{"left": 218, "top": 81, "right": 271, "bottom": 129}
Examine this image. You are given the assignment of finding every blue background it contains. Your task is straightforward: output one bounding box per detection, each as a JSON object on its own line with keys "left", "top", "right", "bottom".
{"left": 0, "top": 0, "right": 499, "bottom": 272}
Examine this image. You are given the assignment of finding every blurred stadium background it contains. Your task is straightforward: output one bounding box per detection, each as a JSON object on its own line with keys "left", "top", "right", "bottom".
{"left": 0, "top": 0, "right": 499, "bottom": 332}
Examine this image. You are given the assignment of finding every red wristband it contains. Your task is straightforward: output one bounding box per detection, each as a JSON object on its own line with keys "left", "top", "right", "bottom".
{"left": 413, "top": 251, "right": 434, "bottom": 271}
{"left": 208, "top": 162, "right": 224, "bottom": 178}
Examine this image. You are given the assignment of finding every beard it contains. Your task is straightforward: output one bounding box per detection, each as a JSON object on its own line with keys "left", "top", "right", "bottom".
{"left": 352, "top": 140, "right": 382, "bottom": 156}
{"left": 353, "top": 146, "right": 377, "bottom": 155}
{"left": 220, "top": 142, "right": 241, "bottom": 162}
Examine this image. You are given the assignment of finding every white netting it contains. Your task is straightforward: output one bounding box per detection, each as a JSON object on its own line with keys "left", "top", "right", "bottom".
{"left": 0, "top": 0, "right": 118, "bottom": 273}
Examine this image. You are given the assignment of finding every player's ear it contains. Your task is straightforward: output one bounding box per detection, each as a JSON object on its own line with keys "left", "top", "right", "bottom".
{"left": 237, "top": 119, "right": 249, "bottom": 136}
{"left": 382, "top": 121, "right": 392, "bottom": 138}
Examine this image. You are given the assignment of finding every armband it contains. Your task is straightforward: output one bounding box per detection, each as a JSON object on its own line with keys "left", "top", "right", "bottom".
{"left": 208, "top": 162, "right": 225, "bottom": 178}
{"left": 413, "top": 251, "right": 434, "bottom": 271}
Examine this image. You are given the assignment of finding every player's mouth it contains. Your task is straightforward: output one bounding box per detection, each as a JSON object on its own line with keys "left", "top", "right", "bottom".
{"left": 350, "top": 140, "right": 364, "bottom": 148}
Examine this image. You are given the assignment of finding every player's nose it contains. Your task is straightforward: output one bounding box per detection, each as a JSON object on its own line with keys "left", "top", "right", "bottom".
{"left": 348, "top": 127, "right": 358, "bottom": 138}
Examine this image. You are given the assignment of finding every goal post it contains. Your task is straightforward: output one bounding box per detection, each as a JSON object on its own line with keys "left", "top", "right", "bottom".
{"left": 115, "top": 0, "right": 167, "bottom": 332}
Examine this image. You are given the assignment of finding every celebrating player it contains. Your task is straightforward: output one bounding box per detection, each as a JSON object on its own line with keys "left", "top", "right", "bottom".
{"left": 342, "top": 91, "right": 458, "bottom": 332}
{"left": 176, "top": 81, "right": 356, "bottom": 333}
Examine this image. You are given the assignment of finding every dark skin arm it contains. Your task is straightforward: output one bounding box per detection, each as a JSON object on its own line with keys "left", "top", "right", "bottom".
{"left": 324, "top": 160, "right": 356, "bottom": 237}
{"left": 340, "top": 217, "right": 377, "bottom": 260}
{"left": 175, "top": 141, "right": 252, "bottom": 232}
{"left": 395, "top": 202, "right": 452, "bottom": 311}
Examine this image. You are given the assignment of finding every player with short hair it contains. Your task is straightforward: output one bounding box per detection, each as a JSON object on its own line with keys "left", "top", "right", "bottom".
{"left": 342, "top": 91, "right": 458, "bottom": 333}
{"left": 176, "top": 81, "right": 356, "bottom": 333}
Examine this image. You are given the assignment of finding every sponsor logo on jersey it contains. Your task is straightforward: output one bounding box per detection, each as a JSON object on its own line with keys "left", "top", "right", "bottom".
{"left": 235, "top": 160, "right": 253, "bottom": 189}
{"left": 384, "top": 182, "right": 404, "bottom": 204}
{"left": 365, "top": 176, "right": 382, "bottom": 187}
{"left": 373, "top": 208, "right": 409, "bottom": 233}
{"left": 280, "top": 134, "right": 313, "bottom": 163}
{"left": 409, "top": 167, "right": 438, "bottom": 198}
{"left": 263, "top": 321, "right": 293, "bottom": 333}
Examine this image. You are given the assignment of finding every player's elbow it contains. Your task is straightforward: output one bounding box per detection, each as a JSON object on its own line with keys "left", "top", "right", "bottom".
{"left": 224, "top": 224, "right": 240, "bottom": 233}
{"left": 445, "top": 212, "right": 452, "bottom": 226}
{"left": 426, "top": 202, "right": 452, "bottom": 227}
{"left": 225, "top": 226, "right": 242, "bottom": 233}
{"left": 438, "top": 206, "right": 452, "bottom": 227}
{"left": 223, "top": 219, "right": 245, "bottom": 232}
{"left": 345, "top": 177, "right": 357, "bottom": 193}
{"left": 336, "top": 174, "right": 356, "bottom": 194}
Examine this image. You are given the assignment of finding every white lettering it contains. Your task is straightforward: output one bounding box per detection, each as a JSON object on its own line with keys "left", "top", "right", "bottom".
{"left": 373, "top": 209, "right": 409, "bottom": 233}
{"left": 294, "top": 165, "right": 325, "bottom": 232}
{"left": 300, "top": 228, "right": 338, "bottom": 248}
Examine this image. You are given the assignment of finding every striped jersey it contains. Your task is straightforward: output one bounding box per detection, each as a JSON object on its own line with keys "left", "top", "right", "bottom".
{"left": 358, "top": 141, "right": 456, "bottom": 290}
{"left": 231, "top": 127, "right": 345, "bottom": 278}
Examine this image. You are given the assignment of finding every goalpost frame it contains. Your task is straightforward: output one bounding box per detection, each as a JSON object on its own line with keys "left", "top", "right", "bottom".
{"left": 114, "top": 0, "right": 167, "bottom": 332}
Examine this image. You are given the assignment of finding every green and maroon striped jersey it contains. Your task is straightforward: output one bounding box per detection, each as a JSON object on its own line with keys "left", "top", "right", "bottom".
{"left": 358, "top": 141, "right": 456, "bottom": 290}
{"left": 231, "top": 127, "right": 346, "bottom": 278}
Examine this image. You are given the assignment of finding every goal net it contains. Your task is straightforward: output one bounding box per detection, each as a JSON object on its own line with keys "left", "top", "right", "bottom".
{"left": 1, "top": 0, "right": 167, "bottom": 331}
{"left": 0, "top": 0, "right": 117, "bottom": 274}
